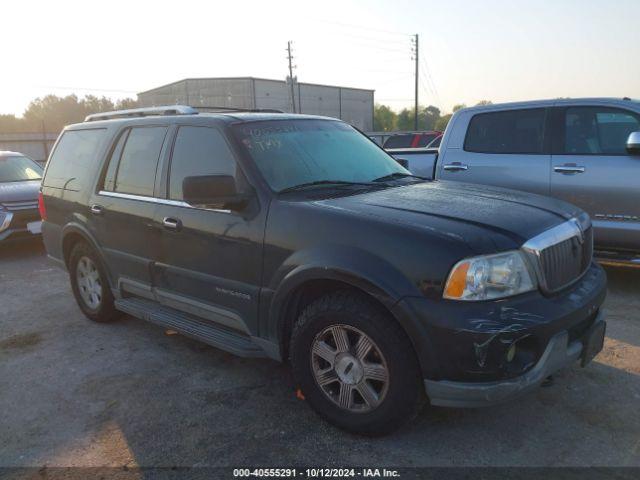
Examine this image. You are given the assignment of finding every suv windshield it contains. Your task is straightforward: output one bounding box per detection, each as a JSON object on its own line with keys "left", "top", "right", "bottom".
{"left": 232, "top": 119, "right": 409, "bottom": 192}
{"left": 0, "top": 155, "right": 43, "bottom": 183}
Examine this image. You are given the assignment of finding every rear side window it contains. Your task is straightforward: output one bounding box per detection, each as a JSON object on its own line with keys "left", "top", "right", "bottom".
{"left": 110, "top": 126, "right": 167, "bottom": 197}
{"left": 383, "top": 135, "right": 413, "bottom": 149}
{"left": 168, "top": 126, "right": 238, "bottom": 201}
{"left": 44, "top": 129, "right": 106, "bottom": 190}
{"left": 464, "top": 109, "right": 546, "bottom": 154}
{"left": 564, "top": 107, "right": 640, "bottom": 155}
{"left": 415, "top": 133, "right": 439, "bottom": 147}
{"left": 428, "top": 135, "right": 442, "bottom": 148}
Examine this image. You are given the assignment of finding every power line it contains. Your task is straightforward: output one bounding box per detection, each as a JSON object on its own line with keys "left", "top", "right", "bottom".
{"left": 315, "top": 19, "right": 412, "bottom": 37}
{"left": 420, "top": 51, "right": 441, "bottom": 106}
{"left": 322, "top": 29, "right": 413, "bottom": 48}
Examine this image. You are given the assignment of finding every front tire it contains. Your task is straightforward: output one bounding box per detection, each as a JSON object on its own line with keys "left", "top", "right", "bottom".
{"left": 68, "top": 242, "right": 119, "bottom": 323}
{"left": 290, "top": 291, "right": 423, "bottom": 435}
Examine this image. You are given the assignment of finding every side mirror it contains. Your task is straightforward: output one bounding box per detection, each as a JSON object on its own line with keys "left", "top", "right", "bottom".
{"left": 182, "top": 175, "right": 250, "bottom": 211}
{"left": 627, "top": 131, "right": 640, "bottom": 155}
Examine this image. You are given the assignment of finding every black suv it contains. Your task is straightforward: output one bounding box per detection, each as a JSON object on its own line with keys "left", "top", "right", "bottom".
{"left": 41, "top": 106, "right": 607, "bottom": 435}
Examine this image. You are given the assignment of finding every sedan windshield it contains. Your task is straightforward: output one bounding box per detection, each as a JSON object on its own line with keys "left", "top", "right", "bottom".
{"left": 232, "top": 119, "right": 409, "bottom": 192}
{"left": 0, "top": 156, "right": 43, "bottom": 182}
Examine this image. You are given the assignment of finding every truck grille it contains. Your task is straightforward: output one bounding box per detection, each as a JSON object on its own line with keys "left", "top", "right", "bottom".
{"left": 523, "top": 219, "right": 593, "bottom": 293}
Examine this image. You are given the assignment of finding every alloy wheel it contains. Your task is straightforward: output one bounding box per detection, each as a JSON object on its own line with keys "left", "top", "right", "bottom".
{"left": 310, "top": 324, "right": 389, "bottom": 413}
{"left": 76, "top": 256, "right": 102, "bottom": 310}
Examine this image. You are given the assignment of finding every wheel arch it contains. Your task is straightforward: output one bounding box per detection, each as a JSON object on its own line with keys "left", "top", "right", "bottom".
{"left": 61, "top": 223, "right": 114, "bottom": 288}
{"left": 270, "top": 263, "right": 427, "bottom": 369}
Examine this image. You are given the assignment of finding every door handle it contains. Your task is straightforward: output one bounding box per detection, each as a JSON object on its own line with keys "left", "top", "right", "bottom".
{"left": 554, "top": 165, "right": 585, "bottom": 174}
{"left": 162, "top": 217, "right": 182, "bottom": 231}
{"left": 443, "top": 163, "right": 469, "bottom": 172}
{"left": 90, "top": 204, "right": 104, "bottom": 215}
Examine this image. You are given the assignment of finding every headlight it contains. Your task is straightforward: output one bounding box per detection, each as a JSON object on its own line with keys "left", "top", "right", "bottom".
{"left": 443, "top": 250, "right": 536, "bottom": 301}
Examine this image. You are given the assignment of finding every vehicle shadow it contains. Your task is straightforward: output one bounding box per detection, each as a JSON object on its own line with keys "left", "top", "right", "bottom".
{"left": 0, "top": 238, "right": 45, "bottom": 262}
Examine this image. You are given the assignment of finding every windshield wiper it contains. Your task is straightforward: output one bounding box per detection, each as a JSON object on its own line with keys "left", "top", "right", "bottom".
{"left": 278, "top": 180, "right": 379, "bottom": 194}
{"left": 372, "top": 172, "right": 428, "bottom": 183}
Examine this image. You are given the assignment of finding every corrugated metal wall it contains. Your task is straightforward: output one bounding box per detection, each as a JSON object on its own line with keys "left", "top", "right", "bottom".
{"left": 298, "top": 84, "right": 341, "bottom": 120}
{"left": 138, "top": 78, "right": 373, "bottom": 130}
{"left": 339, "top": 88, "right": 374, "bottom": 131}
{"left": 254, "top": 79, "right": 290, "bottom": 112}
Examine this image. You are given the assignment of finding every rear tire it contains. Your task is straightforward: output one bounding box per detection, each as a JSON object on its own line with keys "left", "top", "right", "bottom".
{"left": 68, "top": 242, "right": 119, "bottom": 323}
{"left": 290, "top": 291, "right": 423, "bottom": 435}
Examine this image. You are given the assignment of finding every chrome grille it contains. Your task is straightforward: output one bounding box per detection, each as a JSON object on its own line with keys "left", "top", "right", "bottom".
{"left": 522, "top": 219, "right": 593, "bottom": 293}
{"left": 1, "top": 200, "right": 38, "bottom": 211}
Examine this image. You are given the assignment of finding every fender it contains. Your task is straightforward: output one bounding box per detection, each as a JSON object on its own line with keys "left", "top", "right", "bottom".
{"left": 60, "top": 222, "right": 116, "bottom": 289}
{"left": 262, "top": 244, "right": 439, "bottom": 371}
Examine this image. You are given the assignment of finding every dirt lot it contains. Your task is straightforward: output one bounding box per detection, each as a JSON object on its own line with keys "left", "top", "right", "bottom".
{"left": 1, "top": 241, "right": 639, "bottom": 468}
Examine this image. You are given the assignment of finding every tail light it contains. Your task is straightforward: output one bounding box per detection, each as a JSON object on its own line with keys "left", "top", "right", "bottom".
{"left": 38, "top": 192, "right": 47, "bottom": 220}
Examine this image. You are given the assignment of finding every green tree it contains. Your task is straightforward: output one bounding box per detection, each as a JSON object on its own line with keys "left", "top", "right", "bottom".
{"left": 115, "top": 98, "right": 139, "bottom": 110}
{"left": 476, "top": 100, "right": 492, "bottom": 106}
{"left": 423, "top": 105, "right": 441, "bottom": 131}
{"left": 373, "top": 104, "right": 396, "bottom": 131}
{"left": 7, "top": 94, "right": 138, "bottom": 133}
{"left": 394, "top": 105, "right": 441, "bottom": 131}
{"left": 396, "top": 108, "right": 414, "bottom": 131}
{"left": 434, "top": 113, "right": 452, "bottom": 132}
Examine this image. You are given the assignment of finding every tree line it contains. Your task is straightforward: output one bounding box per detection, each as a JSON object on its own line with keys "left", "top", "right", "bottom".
{"left": 373, "top": 101, "right": 492, "bottom": 132}
{"left": 0, "top": 94, "right": 138, "bottom": 134}
{"left": 0, "top": 93, "right": 491, "bottom": 135}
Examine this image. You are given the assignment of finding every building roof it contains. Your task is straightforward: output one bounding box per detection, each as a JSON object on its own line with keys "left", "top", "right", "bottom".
{"left": 138, "top": 77, "right": 375, "bottom": 95}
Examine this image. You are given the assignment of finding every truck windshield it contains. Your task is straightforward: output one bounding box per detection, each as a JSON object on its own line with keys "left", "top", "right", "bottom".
{"left": 0, "top": 156, "right": 43, "bottom": 183}
{"left": 232, "top": 119, "right": 409, "bottom": 192}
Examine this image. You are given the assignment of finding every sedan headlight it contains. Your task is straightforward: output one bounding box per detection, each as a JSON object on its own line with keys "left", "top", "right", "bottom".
{"left": 443, "top": 250, "right": 536, "bottom": 301}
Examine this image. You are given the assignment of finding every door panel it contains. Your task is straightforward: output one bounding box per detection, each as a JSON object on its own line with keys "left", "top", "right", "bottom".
{"left": 153, "top": 204, "right": 263, "bottom": 334}
{"left": 550, "top": 106, "right": 640, "bottom": 252}
{"left": 439, "top": 150, "right": 551, "bottom": 195}
{"left": 91, "top": 193, "right": 160, "bottom": 294}
{"left": 152, "top": 125, "right": 265, "bottom": 335}
{"left": 438, "top": 108, "right": 550, "bottom": 195}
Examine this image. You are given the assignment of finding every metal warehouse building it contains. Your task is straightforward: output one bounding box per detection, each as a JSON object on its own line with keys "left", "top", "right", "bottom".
{"left": 137, "top": 77, "right": 374, "bottom": 131}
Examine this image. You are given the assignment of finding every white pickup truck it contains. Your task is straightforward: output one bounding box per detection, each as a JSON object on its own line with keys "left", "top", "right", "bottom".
{"left": 387, "top": 98, "right": 640, "bottom": 263}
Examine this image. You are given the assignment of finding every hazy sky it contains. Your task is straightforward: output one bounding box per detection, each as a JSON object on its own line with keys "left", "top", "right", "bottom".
{"left": 3, "top": 0, "right": 639, "bottom": 116}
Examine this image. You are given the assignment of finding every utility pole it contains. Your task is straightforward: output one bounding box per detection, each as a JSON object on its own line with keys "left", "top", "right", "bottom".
{"left": 412, "top": 34, "right": 419, "bottom": 130}
{"left": 287, "top": 41, "right": 296, "bottom": 113}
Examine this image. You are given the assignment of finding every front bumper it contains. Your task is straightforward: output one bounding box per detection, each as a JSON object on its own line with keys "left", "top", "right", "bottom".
{"left": 0, "top": 210, "right": 42, "bottom": 243}
{"left": 392, "top": 262, "right": 607, "bottom": 407}
{"left": 424, "top": 310, "right": 606, "bottom": 407}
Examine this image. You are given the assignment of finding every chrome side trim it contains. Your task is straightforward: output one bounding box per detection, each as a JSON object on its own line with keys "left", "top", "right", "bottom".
{"left": 97, "top": 190, "right": 231, "bottom": 214}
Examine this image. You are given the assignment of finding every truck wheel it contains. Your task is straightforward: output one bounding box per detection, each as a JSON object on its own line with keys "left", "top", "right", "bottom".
{"left": 68, "top": 242, "right": 119, "bottom": 323}
{"left": 290, "top": 291, "right": 423, "bottom": 435}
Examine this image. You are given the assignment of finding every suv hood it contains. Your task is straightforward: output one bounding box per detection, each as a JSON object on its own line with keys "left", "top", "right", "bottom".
{"left": 0, "top": 180, "right": 41, "bottom": 204}
{"left": 317, "top": 180, "right": 582, "bottom": 251}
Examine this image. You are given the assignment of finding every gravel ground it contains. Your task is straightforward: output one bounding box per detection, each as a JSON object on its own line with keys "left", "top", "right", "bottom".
{"left": 0, "top": 241, "right": 639, "bottom": 468}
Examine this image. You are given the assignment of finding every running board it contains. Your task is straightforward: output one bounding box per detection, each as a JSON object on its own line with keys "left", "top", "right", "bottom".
{"left": 115, "top": 297, "right": 267, "bottom": 358}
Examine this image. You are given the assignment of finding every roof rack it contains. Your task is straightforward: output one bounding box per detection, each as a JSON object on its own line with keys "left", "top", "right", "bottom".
{"left": 84, "top": 105, "right": 198, "bottom": 122}
{"left": 84, "top": 105, "right": 286, "bottom": 122}
{"left": 195, "top": 106, "right": 285, "bottom": 113}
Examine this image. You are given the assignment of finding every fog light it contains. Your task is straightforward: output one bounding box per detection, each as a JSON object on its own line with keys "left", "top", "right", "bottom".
{"left": 506, "top": 343, "right": 517, "bottom": 363}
